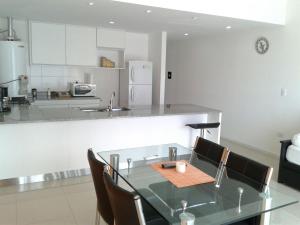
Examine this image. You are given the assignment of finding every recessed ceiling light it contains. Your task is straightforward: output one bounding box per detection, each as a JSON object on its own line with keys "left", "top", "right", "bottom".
{"left": 192, "top": 16, "right": 198, "bottom": 20}
{"left": 109, "top": 21, "right": 115, "bottom": 24}
{"left": 88, "top": 2, "right": 94, "bottom": 6}
{"left": 226, "top": 26, "right": 232, "bottom": 30}
{"left": 146, "top": 9, "right": 152, "bottom": 13}
{"left": 184, "top": 33, "right": 189, "bottom": 36}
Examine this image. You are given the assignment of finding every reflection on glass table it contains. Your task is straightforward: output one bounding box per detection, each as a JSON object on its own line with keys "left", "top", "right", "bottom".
{"left": 98, "top": 143, "right": 298, "bottom": 225}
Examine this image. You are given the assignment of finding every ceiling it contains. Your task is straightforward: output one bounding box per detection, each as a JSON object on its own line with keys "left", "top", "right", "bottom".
{"left": 0, "top": 0, "right": 280, "bottom": 40}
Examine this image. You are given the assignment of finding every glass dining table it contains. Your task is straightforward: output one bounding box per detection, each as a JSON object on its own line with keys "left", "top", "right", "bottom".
{"left": 98, "top": 143, "right": 298, "bottom": 225}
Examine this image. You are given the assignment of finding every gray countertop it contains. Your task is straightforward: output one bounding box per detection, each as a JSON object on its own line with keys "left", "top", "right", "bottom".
{"left": 0, "top": 104, "right": 221, "bottom": 125}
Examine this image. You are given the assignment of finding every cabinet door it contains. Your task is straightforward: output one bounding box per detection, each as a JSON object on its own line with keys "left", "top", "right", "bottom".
{"left": 97, "top": 28, "right": 126, "bottom": 49}
{"left": 129, "top": 85, "right": 152, "bottom": 106}
{"left": 129, "top": 61, "right": 152, "bottom": 85}
{"left": 66, "top": 25, "right": 97, "bottom": 66}
{"left": 30, "top": 22, "right": 66, "bottom": 65}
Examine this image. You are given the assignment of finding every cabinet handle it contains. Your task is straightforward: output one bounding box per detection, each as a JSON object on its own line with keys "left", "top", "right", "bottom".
{"left": 131, "top": 68, "right": 135, "bottom": 83}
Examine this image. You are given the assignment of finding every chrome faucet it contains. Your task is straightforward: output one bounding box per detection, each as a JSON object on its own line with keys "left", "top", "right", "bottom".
{"left": 109, "top": 91, "right": 115, "bottom": 111}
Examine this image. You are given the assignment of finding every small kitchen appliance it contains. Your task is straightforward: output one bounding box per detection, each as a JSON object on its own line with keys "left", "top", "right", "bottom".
{"left": 0, "top": 87, "right": 10, "bottom": 112}
{"left": 70, "top": 82, "right": 96, "bottom": 97}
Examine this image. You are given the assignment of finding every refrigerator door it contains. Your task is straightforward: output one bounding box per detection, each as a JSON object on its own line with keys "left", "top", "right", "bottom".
{"left": 128, "top": 61, "right": 152, "bottom": 85}
{"left": 129, "top": 85, "right": 152, "bottom": 106}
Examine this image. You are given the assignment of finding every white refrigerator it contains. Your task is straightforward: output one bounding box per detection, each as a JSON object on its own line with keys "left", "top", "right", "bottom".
{"left": 120, "top": 61, "right": 152, "bottom": 106}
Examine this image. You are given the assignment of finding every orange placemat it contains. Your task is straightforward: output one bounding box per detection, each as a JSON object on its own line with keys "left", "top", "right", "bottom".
{"left": 151, "top": 161, "right": 215, "bottom": 188}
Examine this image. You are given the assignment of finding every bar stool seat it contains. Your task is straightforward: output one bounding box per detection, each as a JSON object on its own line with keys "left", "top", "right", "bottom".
{"left": 186, "top": 122, "right": 220, "bottom": 138}
{"left": 186, "top": 122, "right": 220, "bottom": 129}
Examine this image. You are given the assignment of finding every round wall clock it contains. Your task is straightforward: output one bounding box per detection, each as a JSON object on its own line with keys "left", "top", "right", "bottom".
{"left": 255, "top": 37, "right": 269, "bottom": 54}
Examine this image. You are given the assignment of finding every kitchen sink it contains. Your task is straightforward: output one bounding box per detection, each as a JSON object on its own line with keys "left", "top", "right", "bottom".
{"left": 80, "top": 107, "right": 131, "bottom": 112}
{"left": 98, "top": 107, "right": 131, "bottom": 112}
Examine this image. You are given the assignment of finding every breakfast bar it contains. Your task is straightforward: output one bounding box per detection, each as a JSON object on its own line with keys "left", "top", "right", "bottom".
{"left": 0, "top": 104, "right": 222, "bottom": 180}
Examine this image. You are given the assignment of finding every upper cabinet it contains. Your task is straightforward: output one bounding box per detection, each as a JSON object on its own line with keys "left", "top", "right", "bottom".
{"left": 30, "top": 22, "right": 66, "bottom": 65}
{"left": 97, "top": 28, "right": 126, "bottom": 49}
{"left": 29, "top": 22, "right": 128, "bottom": 68}
{"left": 66, "top": 25, "right": 97, "bottom": 66}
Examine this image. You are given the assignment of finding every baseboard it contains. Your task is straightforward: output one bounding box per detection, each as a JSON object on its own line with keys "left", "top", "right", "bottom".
{"left": 221, "top": 136, "right": 279, "bottom": 158}
{"left": 0, "top": 168, "right": 91, "bottom": 187}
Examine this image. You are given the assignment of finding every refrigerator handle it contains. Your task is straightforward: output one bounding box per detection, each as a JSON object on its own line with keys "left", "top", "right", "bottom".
{"left": 132, "top": 86, "right": 135, "bottom": 101}
{"left": 130, "top": 86, "right": 134, "bottom": 102}
{"left": 130, "top": 67, "right": 135, "bottom": 83}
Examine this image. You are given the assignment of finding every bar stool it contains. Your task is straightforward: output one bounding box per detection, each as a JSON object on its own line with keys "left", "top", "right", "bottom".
{"left": 186, "top": 122, "right": 220, "bottom": 138}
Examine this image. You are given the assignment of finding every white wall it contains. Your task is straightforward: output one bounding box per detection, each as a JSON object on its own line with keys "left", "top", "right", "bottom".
{"left": 148, "top": 31, "right": 167, "bottom": 105}
{"left": 0, "top": 18, "right": 149, "bottom": 105}
{"left": 166, "top": 0, "right": 300, "bottom": 156}
{"left": 116, "top": 0, "right": 287, "bottom": 25}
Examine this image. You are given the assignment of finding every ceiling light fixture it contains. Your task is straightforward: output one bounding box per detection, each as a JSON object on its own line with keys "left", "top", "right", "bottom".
{"left": 192, "top": 16, "right": 198, "bottom": 20}
{"left": 184, "top": 33, "right": 189, "bottom": 36}
{"left": 226, "top": 26, "right": 232, "bottom": 29}
{"left": 109, "top": 21, "right": 115, "bottom": 24}
{"left": 88, "top": 2, "right": 94, "bottom": 6}
{"left": 146, "top": 9, "right": 152, "bottom": 13}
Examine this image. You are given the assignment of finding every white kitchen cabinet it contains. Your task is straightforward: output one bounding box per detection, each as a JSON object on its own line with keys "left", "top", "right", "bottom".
{"left": 128, "top": 85, "right": 152, "bottom": 106}
{"left": 30, "top": 22, "right": 66, "bottom": 65}
{"left": 97, "top": 28, "right": 126, "bottom": 49}
{"left": 66, "top": 25, "right": 97, "bottom": 66}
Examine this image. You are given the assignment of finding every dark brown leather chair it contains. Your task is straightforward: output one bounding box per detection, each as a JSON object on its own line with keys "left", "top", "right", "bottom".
{"left": 88, "top": 149, "right": 114, "bottom": 225}
{"left": 103, "top": 171, "right": 168, "bottom": 225}
{"left": 226, "top": 152, "right": 273, "bottom": 192}
{"left": 193, "top": 137, "right": 230, "bottom": 165}
{"left": 226, "top": 152, "right": 273, "bottom": 225}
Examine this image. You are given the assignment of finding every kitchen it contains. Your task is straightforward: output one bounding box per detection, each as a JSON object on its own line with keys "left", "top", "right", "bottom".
{"left": 0, "top": 16, "right": 221, "bottom": 180}
{"left": 0, "top": 1, "right": 298, "bottom": 225}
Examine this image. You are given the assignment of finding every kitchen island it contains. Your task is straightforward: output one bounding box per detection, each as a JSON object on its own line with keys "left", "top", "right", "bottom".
{"left": 0, "top": 104, "right": 222, "bottom": 180}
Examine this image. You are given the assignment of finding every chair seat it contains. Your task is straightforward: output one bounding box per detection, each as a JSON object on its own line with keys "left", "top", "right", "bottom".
{"left": 137, "top": 188, "right": 166, "bottom": 222}
{"left": 230, "top": 222, "right": 249, "bottom": 225}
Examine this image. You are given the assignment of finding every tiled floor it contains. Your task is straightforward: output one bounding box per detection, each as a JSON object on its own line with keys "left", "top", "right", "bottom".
{"left": 0, "top": 139, "right": 299, "bottom": 225}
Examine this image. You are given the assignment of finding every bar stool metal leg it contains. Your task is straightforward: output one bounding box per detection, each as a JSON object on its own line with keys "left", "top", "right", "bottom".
{"left": 200, "top": 129, "right": 205, "bottom": 138}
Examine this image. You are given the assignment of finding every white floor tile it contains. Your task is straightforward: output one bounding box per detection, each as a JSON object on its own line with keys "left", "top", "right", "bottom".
{"left": 66, "top": 191, "right": 96, "bottom": 225}
{"left": 0, "top": 203, "right": 17, "bottom": 225}
{"left": 17, "top": 196, "right": 72, "bottom": 225}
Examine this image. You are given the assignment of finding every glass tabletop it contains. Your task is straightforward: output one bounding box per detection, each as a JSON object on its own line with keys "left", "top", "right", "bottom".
{"left": 98, "top": 143, "right": 298, "bottom": 225}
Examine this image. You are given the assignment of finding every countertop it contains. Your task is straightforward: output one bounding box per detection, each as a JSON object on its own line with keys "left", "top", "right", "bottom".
{"left": 0, "top": 104, "right": 221, "bottom": 125}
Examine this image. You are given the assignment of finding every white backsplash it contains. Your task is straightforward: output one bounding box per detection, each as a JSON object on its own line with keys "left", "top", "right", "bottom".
{"left": 30, "top": 65, "right": 84, "bottom": 91}
{"left": 29, "top": 65, "right": 120, "bottom": 105}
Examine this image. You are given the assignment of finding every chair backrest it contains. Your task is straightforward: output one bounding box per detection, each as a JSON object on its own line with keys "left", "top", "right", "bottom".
{"left": 103, "top": 171, "right": 146, "bottom": 225}
{"left": 226, "top": 152, "right": 273, "bottom": 192}
{"left": 193, "top": 137, "right": 230, "bottom": 165}
{"left": 87, "top": 149, "right": 114, "bottom": 225}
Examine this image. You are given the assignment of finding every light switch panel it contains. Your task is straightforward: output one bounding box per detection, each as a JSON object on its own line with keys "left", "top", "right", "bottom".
{"left": 281, "top": 88, "right": 287, "bottom": 97}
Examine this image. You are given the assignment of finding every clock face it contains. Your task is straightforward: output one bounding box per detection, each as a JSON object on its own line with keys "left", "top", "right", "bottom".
{"left": 255, "top": 37, "right": 269, "bottom": 54}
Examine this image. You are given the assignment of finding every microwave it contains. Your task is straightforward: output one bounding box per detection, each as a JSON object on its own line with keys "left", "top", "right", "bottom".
{"left": 70, "top": 83, "right": 96, "bottom": 97}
